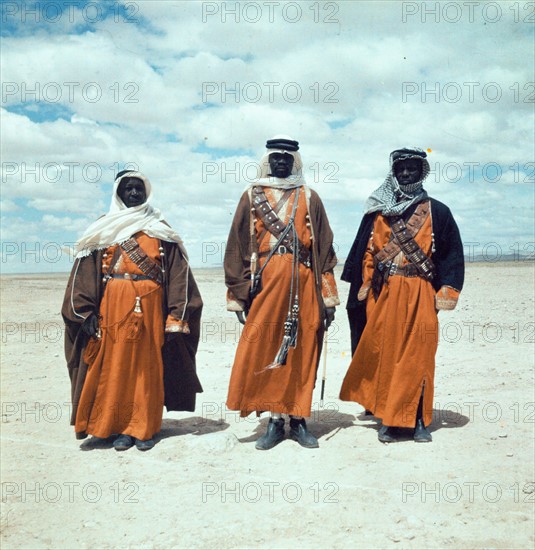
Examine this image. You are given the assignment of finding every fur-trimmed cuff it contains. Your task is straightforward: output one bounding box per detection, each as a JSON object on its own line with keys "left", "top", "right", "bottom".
{"left": 165, "top": 317, "right": 190, "bottom": 334}
{"left": 435, "top": 286, "right": 460, "bottom": 311}
{"left": 322, "top": 272, "right": 340, "bottom": 307}
{"left": 226, "top": 290, "right": 245, "bottom": 312}
{"left": 357, "top": 284, "right": 371, "bottom": 302}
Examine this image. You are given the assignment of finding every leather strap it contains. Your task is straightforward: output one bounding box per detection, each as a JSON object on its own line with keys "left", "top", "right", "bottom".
{"left": 374, "top": 201, "right": 430, "bottom": 265}
{"left": 370, "top": 201, "right": 435, "bottom": 300}
{"left": 120, "top": 238, "right": 163, "bottom": 285}
{"left": 256, "top": 189, "right": 293, "bottom": 250}
{"left": 252, "top": 186, "right": 311, "bottom": 268}
{"left": 390, "top": 216, "right": 436, "bottom": 281}
{"left": 101, "top": 245, "right": 123, "bottom": 284}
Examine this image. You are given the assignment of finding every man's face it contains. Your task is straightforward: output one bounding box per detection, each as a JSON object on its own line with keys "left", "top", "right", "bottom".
{"left": 394, "top": 159, "right": 422, "bottom": 186}
{"left": 268, "top": 152, "right": 294, "bottom": 178}
{"left": 117, "top": 177, "right": 147, "bottom": 207}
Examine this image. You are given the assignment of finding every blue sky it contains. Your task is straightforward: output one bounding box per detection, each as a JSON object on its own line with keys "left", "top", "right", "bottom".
{"left": 1, "top": 0, "right": 534, "bottom": 273}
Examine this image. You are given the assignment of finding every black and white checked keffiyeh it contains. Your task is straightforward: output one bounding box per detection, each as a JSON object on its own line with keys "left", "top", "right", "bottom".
{"left": 365, "top": 148, "right": 431, "bottom": 217}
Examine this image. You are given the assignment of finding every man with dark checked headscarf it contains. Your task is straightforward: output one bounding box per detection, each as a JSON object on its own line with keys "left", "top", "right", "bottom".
{"left": 340, "top": 148, "right": 464, "bottom": 443}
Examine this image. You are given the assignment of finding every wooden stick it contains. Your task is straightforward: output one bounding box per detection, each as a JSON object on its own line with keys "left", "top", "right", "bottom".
{"left": 320, "top": 330, "right": 328, "bottom": 406}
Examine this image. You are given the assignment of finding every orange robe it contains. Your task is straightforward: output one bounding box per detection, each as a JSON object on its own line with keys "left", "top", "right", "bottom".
{"left": 225, "top": 187, "right": 339, "bottom": 417}
{"left": 340, "top": 214, "right": 439, "bottom": 428}
{"left": 75, "top": 234, "right": 166, "bottom": 440}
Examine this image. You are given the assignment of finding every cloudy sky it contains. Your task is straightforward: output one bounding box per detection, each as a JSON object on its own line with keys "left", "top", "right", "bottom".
{"left": 1, "top": 0, "right": 533, "bottom": 273}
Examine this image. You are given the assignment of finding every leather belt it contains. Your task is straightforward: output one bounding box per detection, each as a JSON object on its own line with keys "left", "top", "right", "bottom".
{"left": 258, "top": 245, "right": 311, "bottom": 267}
{"left": 377, "top": 262, "right": 420, "bottom": 278}
{"left": 120, "top": 237, "right": 164, "bottom": 285}
{"left": 106, "top": 273, "right": 153, "bottom": 281}
{"left": 258, "top": 245, "right": 290, "bottom": 257}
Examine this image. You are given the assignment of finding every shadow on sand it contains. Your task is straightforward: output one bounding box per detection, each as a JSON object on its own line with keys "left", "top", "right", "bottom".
{"left": 237, "top": 409, "right": 358, "bottom": 444}
{"left": 156, "top": 417, "right": 229, "bottom": 441}
{"left": 78, "top": 408, "right": 470, "bottom": 449}
{"left": 79, "top": 417, "right": 230, "bottom": 451}
{"left": 353, "top": 407, "right": 470, "bottom": 442}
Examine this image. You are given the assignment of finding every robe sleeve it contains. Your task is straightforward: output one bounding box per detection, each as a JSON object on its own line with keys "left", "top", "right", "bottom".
{"left": 435, "top": 285, "right": 461, "bottom": 310}
{"left": 224, "top": 191, "right": 253, "bottom": 311}
{"left": 342, "top": 213, "right": 376, "bottom": 308}
{"left": 163, "top": 242, "right": 203, "bottom": 333}
{"left": 61, "top": 254, "right": 100, "bottom": 325}
{"left": 61, "top": 251, "right": 102, "bottom": 426}
{"left": 308, "top": 189, "right": 340, "bottom": 307}
{"left": 341, "top": 212, "right": 375, "bottom": 355}
{"left": 161, "top": 240, "right": 203, "bottom": 412}
{"left": 430, "top": 199, "right": 465, "bottom": 292}
{"left": 321, "top": 272, "right": 340, "bottom": 308}
{"left": 358, "top": 234, "right": 375, "bottom": 300}
{"left": 61, "top": 252, "right": 101, "bottom": 371}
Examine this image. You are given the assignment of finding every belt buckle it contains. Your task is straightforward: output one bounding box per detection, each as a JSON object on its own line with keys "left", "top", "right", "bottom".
{"left": 389, "top": 263, "right": 398, "bottom": 276}
{"left": 278, "top": 245, "right": 287, "bottom": 255}
{"left": 124, "top": 273, "right": 131, "bottom": 280}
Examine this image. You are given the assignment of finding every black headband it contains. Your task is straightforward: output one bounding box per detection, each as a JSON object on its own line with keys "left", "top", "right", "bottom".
{"left": 390, "top": 148, "right": 427, "bottom": 163}
{"left": 266, "top": 138, "right": 299, "bottom": 152}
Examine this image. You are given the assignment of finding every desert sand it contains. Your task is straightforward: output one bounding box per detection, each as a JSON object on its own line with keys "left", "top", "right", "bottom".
{"left": 1, "top": 262, "right": 534, "bottom": 549}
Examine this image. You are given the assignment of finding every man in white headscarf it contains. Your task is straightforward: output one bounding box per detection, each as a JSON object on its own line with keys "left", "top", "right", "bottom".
{"left": 224, "top": 136, "right": 340, "bottom": 450}
{"left": 340, "top": 148, "right": 464, "bottom": 443}
{"left": 62, "top": 171, "right": 203, "bottom": 451}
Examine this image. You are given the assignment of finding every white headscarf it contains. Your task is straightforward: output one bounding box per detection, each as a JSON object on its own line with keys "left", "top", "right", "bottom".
{"left": 74, "top": 171, "right": 182, "bottom": 258}
{"left": 246, "top": 134, "right": 306, "bottom": 190}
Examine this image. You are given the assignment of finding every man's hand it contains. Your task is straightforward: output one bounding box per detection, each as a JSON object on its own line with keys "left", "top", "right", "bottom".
{"left": 81, "top": 313, "right": 99, "bottom": 337}
{"left": 236, "top": 311, "right": 247, "bottom": 325}
{"left": 324, "top": 307, "right": 335, "bottom": 330}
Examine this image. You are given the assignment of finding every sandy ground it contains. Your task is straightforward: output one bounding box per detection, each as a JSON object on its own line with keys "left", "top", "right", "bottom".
{"left": 1, "top": 262, "right": 534, "bottom": 549}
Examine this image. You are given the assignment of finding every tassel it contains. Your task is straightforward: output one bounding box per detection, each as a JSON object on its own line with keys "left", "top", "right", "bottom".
{"left": 371, "top": 261, "right": 391, "bottom": 301}
{"left": 270, "top": 334, "right": 292, "bottom": 368}
{"left": 289, "top": 303, "right": 299, "bottom": 348}
{"left": 255, "top": 319, "right": 293, "bottom": 374}
{"left": 120, "top": 296, "right": 144, "bottom": 342}
{"left": 256, "top": 336, "right": 291, "bottom": 373}
{"left": 250, "top": 251, "right": 258, "bottom": 292}
{"left": 250, "top": 252, "right": 258, "bottom": 281}
{"left": 108, "top": 294, "right": 145, "bottom": 343}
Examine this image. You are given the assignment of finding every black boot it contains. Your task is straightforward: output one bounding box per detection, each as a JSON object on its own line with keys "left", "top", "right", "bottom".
{"left": 289, "top": 417, "right": 319, "bottom": 448}
{"left": 414, "top": 390, "right": 432, "bottom": 442}
{"left": 378, "top": 424, "right": 398, "bottom": 443}
{"left": 255, "top": 418, "right": 285, "bottom": 450}
{"left": 113, "top": 434, "right": 134, "bottom": 451}
{"left": 414, "top": 418, "right": 432, "bottom": 442}
{"left": 135, "top": 438, "right": 155, "bottom": 451}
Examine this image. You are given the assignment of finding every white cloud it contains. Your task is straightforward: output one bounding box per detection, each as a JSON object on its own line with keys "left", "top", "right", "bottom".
{"left": 1, "top": 1, "right": 533, "bottom": 273}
